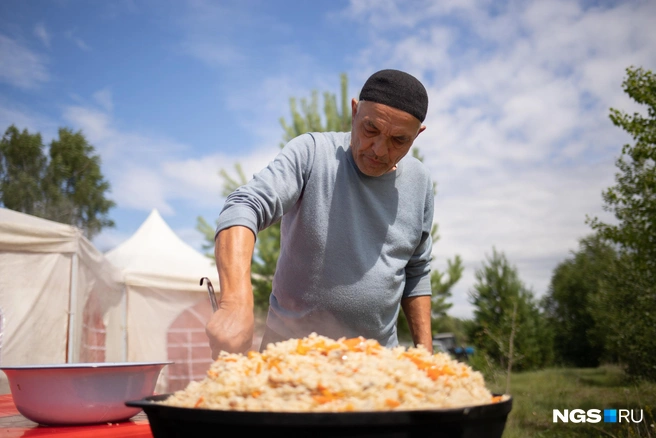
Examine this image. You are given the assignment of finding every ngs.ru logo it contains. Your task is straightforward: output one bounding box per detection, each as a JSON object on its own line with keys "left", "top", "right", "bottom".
{"left": 553, "top": 409, "right": 644, "bottom": 423}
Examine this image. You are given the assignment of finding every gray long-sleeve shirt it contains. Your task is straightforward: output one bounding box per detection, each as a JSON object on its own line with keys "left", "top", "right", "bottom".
{"left": 216, "top": 132, "right": 434, "bottom": 347}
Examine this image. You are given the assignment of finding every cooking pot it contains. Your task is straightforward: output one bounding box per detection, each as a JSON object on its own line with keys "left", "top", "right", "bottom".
{"left": 127, "top": 393, "right": 512, "bottom": 437}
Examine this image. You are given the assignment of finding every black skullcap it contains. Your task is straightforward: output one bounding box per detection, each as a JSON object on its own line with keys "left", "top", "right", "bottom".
{"left": 359, "top": 69, "right": 428, "bottom": 122}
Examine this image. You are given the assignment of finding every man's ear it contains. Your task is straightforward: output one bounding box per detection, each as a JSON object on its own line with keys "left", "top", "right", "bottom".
{"left": 351, "top": 98, "right": 358, "bottom": 120}
{"left": 416, "top": 124, "right": 426, "bottom": 138}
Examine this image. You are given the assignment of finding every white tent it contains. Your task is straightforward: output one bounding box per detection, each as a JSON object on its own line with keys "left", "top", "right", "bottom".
{"left": 105, "top": 209, "right": 219, "bottom": 392}
{"left": 0, "top": 208, "right": 125, "bottom": 393}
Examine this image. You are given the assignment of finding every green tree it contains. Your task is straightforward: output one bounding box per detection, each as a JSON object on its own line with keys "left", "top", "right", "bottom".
{"left": 44, "top": 128, "right": 115, "bottom": 238}
{"left": 433, "top": 315, "right": 474, "bottom": 352}
{"left": 0, "top": 125, "right": 114, "bottom": 238}
{"left": 429, "top": 233, "right": 463, "bottom": 326}
{"left": 468, "top": 248, "right": 553, "bottom": 372}
{"left": 589, "top": 66, "right": 656, "bottom": 267}
{"left": 541, "top": 235, "right": 616, "bottom": 367}
{"left": 280, "top": 73, "right": 351, "bottom": 145}
{"left": 594, "top": 253, "right": 655, "bottom": 379}
{"left": 587, "top": 66, "right": 656, "bottom": 380}
{"left": 0, "top": 125, "right": 47, "bottom": 216}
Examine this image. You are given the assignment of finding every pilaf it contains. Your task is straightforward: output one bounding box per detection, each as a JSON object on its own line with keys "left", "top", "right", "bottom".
{"left": 161, "top": 333, "right": 503, "bottom": 412}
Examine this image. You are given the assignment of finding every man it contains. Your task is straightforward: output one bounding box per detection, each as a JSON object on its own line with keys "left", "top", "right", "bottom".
{"left": 206, "top": 69, "right": 434, "bottom": 357}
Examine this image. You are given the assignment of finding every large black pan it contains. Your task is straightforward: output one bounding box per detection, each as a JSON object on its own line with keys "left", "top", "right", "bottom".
{"left": 126, "top": 393, "right": 512, "bottom": 438}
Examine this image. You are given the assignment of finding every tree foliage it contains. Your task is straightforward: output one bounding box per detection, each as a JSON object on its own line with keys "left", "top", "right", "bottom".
{"left": 0, "top": 126, "right": 46, "bottom": 216}
{"left": 541, "top": 235, "right": 616, "bottom": 367}
{"left": 593, "top": 253, "right": 656, "bottom": 380}
{"left": 0, "top": 125, "right": 114, "bottom": 238}
{"left": 587, "top": 66, "right": 656, "bottom": 380}
{"left": 468, "top": 248, "right": 553, "bottom": 372}
{"left": 589, "top": 66, "right": 656, "bottom": 265}
{"left": 279, "top": 74, "right": 351, "bottom": 146}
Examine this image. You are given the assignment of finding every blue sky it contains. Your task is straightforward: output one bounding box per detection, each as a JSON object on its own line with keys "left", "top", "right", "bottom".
{"left": 1, "top": 0, "right": 655, "bottom": 318}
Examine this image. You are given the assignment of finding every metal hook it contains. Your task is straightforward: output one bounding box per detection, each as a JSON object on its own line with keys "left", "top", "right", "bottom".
{"left": 200, "top": 277, "right": 219, "bottom": 313}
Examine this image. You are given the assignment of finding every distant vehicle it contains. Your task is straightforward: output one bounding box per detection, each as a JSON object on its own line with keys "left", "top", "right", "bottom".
{"left": 432, "top": 333, "right": 474, "bottom": 362}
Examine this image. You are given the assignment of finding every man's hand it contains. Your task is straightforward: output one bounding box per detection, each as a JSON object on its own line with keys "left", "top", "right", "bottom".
{"left": 206, "top": 226, "right": 256, "bottom": 358}
{"left": 206, "top": 296, "right": 254, "bottom": 358}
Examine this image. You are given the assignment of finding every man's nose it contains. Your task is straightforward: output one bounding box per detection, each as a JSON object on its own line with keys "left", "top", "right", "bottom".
{"left": 371, "top": 138, "right": 389, "bottom": 157}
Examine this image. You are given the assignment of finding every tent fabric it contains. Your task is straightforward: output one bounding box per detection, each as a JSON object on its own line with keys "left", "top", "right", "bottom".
{"left": 125, "top": 286, "right": 207, "bottom": 362}
{"left": 0, "top": 208, "right": 221, "bottom": 394}
{"left": 105, "top": 209, "right": 219, "bottom": 392}
{"left": 0, "top": 212, "right": 78, "bottom": 253}
{"left": 0, "top": 208, "right": 125, "bottom": 394}
{"left": 105, "top": 209, "right": 218, "bottom": 291}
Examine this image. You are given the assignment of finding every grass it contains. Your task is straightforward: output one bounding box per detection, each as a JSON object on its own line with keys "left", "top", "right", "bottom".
{"left": 482, "top": 365, "right": 656, "bottom": 437}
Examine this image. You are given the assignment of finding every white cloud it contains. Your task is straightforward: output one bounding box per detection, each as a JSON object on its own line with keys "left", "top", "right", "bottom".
{"left": 171, "top": 0, "right": 275, "bottom": 67}
{"left": 62, "top": 106, "right": 113, "bottom": 145}
{"left": 111, "top": 166, "right": 175, "bottom": 214}
{"left": 173, "top": 0, "right": 352, "bottom": 151}
{"left": 177, "top": 40, "right": 244, "bottom": 66}
{"left": 225, "top": 74, "right": 303, "bottom": 141}
{"left": 92, "top": 228, "right": 132, "bottom": 254}
{"left": 345, "top": 0, "right": 656, "bottom": 318}
{"left": 0, "top": 34, "right": 49, "bottom": 89}
{"left": 344, "top": 0, "right": 480, "bottom": 30}
{"left": 60, "top": 100, "right": 280, "bottom": 219}
{"left": 0, "top": 103, "right": 40, "bottom": 133}
{"left": 174, "top": 226, "right": 213, "bottom": 258}
{"left": 92, "top": 88, "right": 113, "bottom": 112}
{"left": 160, "top": 148, "right": 278, "bottom": 208}
{"left": 34, "top": 23, "right": 50, "bottom": 48}
{"left": 224, "top": 65, "right": 358, "bottom": 153}
{"left": 0, "top": 99, "right": 59, "bottom": 142}
{"left": 61, "top": 105, "right": 188, "bottom": 212}
{"left": 64, "top": 30, "right": 91, "bottom": 51}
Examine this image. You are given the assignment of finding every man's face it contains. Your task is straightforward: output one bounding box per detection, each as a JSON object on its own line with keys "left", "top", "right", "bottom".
{"left": 350, "top": 98, "right": 426, "bottom": 177}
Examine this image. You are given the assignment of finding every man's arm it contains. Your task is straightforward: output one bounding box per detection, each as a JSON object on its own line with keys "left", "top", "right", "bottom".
{"left": 401, "top": 295, "right": 433, "bottom": 353}
{"left": 207, "top": 135, "right": 316, "bottom": 357}
{"left": 205, "top": 226, "right": 256, "bottom": 358}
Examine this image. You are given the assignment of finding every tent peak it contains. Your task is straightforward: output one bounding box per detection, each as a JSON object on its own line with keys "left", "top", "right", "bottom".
{"left": 105, "top": 209, "right": 215, "bottom": 279}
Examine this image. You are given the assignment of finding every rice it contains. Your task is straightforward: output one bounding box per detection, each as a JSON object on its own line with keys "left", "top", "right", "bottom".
{"left": 161, "top": 333, "right": 502, "bottom": 412}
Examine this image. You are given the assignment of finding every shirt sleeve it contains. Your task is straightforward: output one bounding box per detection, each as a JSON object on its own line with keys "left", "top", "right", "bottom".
{"left": 402, "top": 173, "right": 434, "bottom": 298}
{"left": 215, "top": 133, "right": 316, "bottom": 239}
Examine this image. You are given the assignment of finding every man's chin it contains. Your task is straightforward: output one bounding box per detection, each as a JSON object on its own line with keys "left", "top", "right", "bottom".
{"left": 358, "top": 165, "right": 385, "bottom": 177}
{"left": 357, "top": 158, "right": 390, "bottom": 177}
